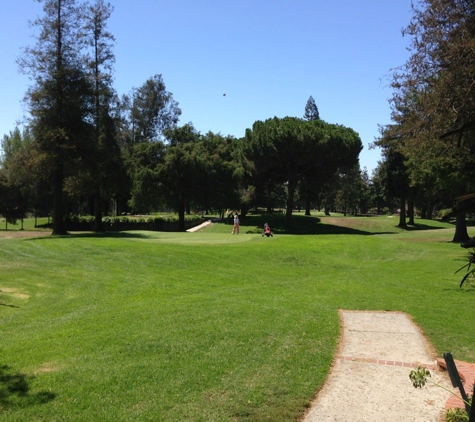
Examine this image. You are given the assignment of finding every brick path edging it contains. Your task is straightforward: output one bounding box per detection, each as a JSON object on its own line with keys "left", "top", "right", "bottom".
{"left": 436, "top": 358, "right": 475, "bottom": 410}
{"left": 337, "top": 355, "right": 437, "bottom": 370}
{"left": 336, "top": 355, "right": 475, "bottom": 412}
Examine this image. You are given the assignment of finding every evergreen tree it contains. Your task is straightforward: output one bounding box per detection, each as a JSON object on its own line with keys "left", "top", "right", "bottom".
{"left": 243, "top": 117, "right": 361, "bottom": 227}
{"left": 197, "top": 132, "right": 241, "bottom": 215}
{"left": 159, "top": 124, "right": 202, "bottom": 231}
{"left": 303, "top": 95, "right": 320, "bottom": 121}
{"left": 387, "top": 0, "right": 475, "bottom": 241}
{"left": 121, "top": 74, "right": 181, "bottom": 215}
{"left": 129, "top": 74, "right": 181, "bottom": 143}
{"left": 19, "top": 0, "right": 92, "bottom": 235}
{"left": 82, "top": 0, "right": 119, "bottom": 231}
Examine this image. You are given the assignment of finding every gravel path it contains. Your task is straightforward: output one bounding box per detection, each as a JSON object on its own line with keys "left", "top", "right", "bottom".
{"left": 302, "top": 310, "right": 454, "bottom": 422}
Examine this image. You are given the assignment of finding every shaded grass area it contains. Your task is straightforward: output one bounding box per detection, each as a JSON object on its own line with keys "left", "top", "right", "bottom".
{"left": 0, "top": 214, "right": 472, "bottom": 421}
{"left": 0, "top": 365, "right": 55, "bottom": 411}
{"left": 0, "top": 217, "right": 51, "bottom": 232}
{"left": 208, "top": 212, "right": 455, "bottom": 235}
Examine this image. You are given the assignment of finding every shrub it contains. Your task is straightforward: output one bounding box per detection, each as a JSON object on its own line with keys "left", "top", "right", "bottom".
{"left": 79, "top": 215, "right": 95, "bottom": 223}
{"left": 437, "top": 208, "right": 454, "bottom": 219}
{"left": 445, "top": 406, "right": 469, "bottom": 422}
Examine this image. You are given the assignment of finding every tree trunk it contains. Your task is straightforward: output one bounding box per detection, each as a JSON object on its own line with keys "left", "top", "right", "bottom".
{"left": 305, "top": 198, "right": 311, "bottom": 216}
{"left": 452, "top": 214, "right": 469, "bottom": 243}
{"left": 397, "top": 197, "right": 407, "bottom": 228}
{"left": 178, "top": 195, "right": 186, "bottom": 232}
{"left": 285, "top": 181, "right": 297, "bottom": 228}
{"left": 420, "top": 206, "right": 427, "bottom": 219}
{"left": 52, "top": 160, "right": 67, "bottom": 235}
{"left": 426, "top": 200, "right": 433, "bottom": 220}
{"left": 239, "top": 203, "right": 248, "bottom": 218}
{"left": 407, "top": 195, "right": 415, "bottom": 225}
{"left": 93, "top": 194, "right": 103, "bottom": 232}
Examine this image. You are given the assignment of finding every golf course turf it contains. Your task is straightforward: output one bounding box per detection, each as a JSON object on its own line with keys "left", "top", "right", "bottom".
{"left": 0, "top": 213, "right": 473, "bottom": 421}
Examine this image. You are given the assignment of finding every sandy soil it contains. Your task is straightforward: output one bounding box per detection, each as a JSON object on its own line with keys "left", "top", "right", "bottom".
{"left": 186, "top": 220, "right": 213, "bottom": 232}
{"left": 0, "top": 230, "right": 51, "bottom": 239}
{"left": 302, "top": 311, "right": 455, "bottom": 422}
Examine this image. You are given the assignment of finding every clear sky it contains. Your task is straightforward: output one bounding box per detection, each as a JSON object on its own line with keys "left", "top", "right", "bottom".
{"left": 0, "top": 0, "right": 414, "bottom": 174}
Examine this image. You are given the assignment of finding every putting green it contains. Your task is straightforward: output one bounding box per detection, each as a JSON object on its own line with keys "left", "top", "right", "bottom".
{"left": 125, "top": 230, "right": 258, "bottom": 244}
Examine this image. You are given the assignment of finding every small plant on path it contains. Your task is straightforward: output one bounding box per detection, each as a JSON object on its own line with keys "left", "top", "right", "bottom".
{"left": 409, "top": 366, "right": 472, "bottom": 422}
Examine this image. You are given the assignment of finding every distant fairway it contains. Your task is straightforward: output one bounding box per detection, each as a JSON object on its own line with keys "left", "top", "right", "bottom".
{"left": 0, "top": 214, "right": 473, "bottom": 421}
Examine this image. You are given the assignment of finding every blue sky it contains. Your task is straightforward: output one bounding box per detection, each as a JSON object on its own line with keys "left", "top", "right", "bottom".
{"left": 0, "top": 0, "right": 413, "bottom": 174}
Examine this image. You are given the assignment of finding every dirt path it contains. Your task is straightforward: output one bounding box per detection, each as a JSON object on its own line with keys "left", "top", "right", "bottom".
{"left": 0, "top": 230, "right": 51, "bottom": 239}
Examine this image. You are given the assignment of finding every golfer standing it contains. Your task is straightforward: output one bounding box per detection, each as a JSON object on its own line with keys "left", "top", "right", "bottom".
{"left": 232, "top": 214, "right": 240, "bottom": 234}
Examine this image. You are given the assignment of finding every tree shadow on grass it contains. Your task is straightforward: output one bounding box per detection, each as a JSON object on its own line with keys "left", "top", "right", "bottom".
{"left": 0, "top": 364, "right": 55, "bottom": 409}
{"left": 404, "top": 222, "right": 453, "bottom": 231}
{"left": 0, "top": 290, "right": 20, "bottom": 309}
{"left": 235, "top": 214, "right": 456, "bottom": 235}
{"left": 237, "top": 214, "right": 391, "bottom": 235}
{"left": 0, "top": 303, "right": 19, "bottom": 308}
{"left": 442, "top": 286, "right": 475, "bottom": 293}
{"left": 67, "top": 232, "right": 150, "bottom": 239}
{"left": 29, "top": 231, "right": 150, "bottom": 240}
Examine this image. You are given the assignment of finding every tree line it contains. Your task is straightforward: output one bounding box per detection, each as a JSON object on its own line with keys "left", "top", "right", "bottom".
{"left": 374, "top": 0, "right": 475, "bottom": 242}
{"left": 0, "top": 0, "right": 372, "bottom": 234}
{"left": 5, "top": 0, "right": 470, "bottom": 236}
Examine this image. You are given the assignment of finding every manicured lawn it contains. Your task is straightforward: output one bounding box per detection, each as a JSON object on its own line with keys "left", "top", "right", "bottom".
{"left": 0, "top": 214, "right": 473, "bottom": 421}
{"left": 0, "top": 217, "right": 51, "bottom": 232}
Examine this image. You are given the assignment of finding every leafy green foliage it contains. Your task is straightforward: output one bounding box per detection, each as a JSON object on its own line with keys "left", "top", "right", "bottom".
{"left": 19, "top": 0, "right": 95, "bottom": 235}
{"left": 381, "top": 0, "right": 475, "bottom": 240}
{"left": 409, "top": 366, "right": 472, "bottom": 422}
{"left": 455, "top": 249, "right": 475, "bottom": 288}
{"left": 446, "top": 406, "right": 470, "bottom": 422}
{"left": 127, "top": 140, "right": 166, "bottom": 213}
{"left": 129, "top": 74, "right": 181, "bottom": 142}
{"left": 81, "top": 0, "right": 120, "bottom": 232}
{"left": 243, "top": 117, "right": 362, "bottom": 227}
{"left": 409, "top": 366, "right": 431, "bottom": 388}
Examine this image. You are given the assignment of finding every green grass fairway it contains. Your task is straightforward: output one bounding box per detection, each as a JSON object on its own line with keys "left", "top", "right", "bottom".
{"left": 0, "top": 214, "right": 473, "bottom": 421}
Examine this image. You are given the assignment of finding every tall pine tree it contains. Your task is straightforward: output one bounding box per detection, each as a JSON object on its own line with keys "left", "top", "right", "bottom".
{"left": 19, "top": 0, "right": 92, "bottom": 235}
{"left": 82, "top": 0, "right": 120, "bottom": 231}
{"left": 303, "top": 95, "right": 320, "bottom": 121}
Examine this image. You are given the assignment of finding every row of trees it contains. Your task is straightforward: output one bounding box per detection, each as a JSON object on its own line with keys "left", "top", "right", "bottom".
{"left": 0, "top": 0, "right": 372, "bottom": 233}
{"left": 1, "top": 106, "right": 369, "bottom": 231}
{"left": 7, "top": 0, "right": 467, "bottom": 237}
{"left": 375, "top": 0, "right": 475, "bottom": 241}
{"left": 0, "top": 0, "right": 182, "bottom": 234}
